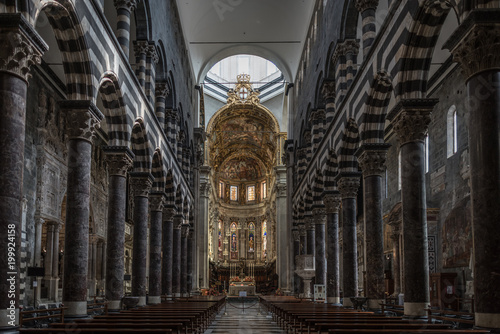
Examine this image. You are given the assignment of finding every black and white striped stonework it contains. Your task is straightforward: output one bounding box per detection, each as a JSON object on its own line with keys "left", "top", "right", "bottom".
{"left": 322, "top": 79, "right": 336, "bottom": 124}
{"left": 114, "top": 0, "right": 137, "bottom": 57}
{"left": 151, "top": 149, "right": 165, "bottom": 192}
{"left": 175, "top": 186, "right": 184, "bottom": 219}
{"left": 164, "top": 170, "right": 176, "bottom": 208}
{"left": 134, "top": 40, "right": 149, "bottom": 90}
{"left": 166, "top": 109, "right": 178, "bottom": 152}
{"left": 338, "top": 118, "right": 360, "bottom": 173}
{"left": 332, "top": 42, "right": 347, "bottom": 109}
{"left": 177, "top": 130, "right": 185, "bottom": 164}
{"left": 131, "top": 119, "right": 153, "bottom": 173}
{"left": 355, "top": 0, "right": 379, "bottom": 59}
{"left": 323, "top": 149, "right": 339, "bottom": 194}
{"left": 155, "top": 82, "right": 169, "bottom": 127}
{"left": 361, "top": 71, "right": 392, "bottom": 144}
{"left": 312, "top": 171, "right": 325, "bottom": 211}
{"left": 343, "top": 39, "right": 359, "bottom": 89}
{"left": 145, "top": 43, "right": 158, "bottom": 105}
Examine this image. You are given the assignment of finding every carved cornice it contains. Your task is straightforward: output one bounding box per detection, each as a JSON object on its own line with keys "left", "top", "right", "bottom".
{"left": 149, "top": 193, "right": 166, "bottom": 212}
{"left": 114, "top": 0, "right": 138, "bottom": 11}
{"left": 0, "top": 14, "right": 47, "bottom": 82}
{"left": 59, "top": 101, "right": 103, "bottom": 142}
{"left": 356, "top": 145, "right": 390, "bottom": 177}
{"left": 103, "top": 147, "right": 134, "bottom": 177}
{"left": 323, "top": 193, "right": 342, "bottom": 214}
{"left": 321, "top": 79, "right": 336, "bottom": 101}
{"left": 387, "top": 99, "right": 438, "bottom": 145}
{"left": 337, "top": 176, "right": 360, "bottom": 199}
{"left": 129, "top": 173, "right": 153, "bottom": 198}
{"left": 155, "top": 82, "right": 170, "bottom": 98}
{"left": 444, "top": 10, "right": 500, "bottom": 80}
{"left": 355, "top": 0, "right": 379, "bottom": 13}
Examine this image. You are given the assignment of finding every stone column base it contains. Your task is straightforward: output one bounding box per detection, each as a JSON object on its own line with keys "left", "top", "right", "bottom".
{"left": 174, "top": 293, "right": 181, "bottom": 298}
{"left": 63, "top": 301, "right": 88, "bottom": 318}
{"left": 404, "top": 302, "right": 427, "bottom": 317}
{"left": 107, "top": 300, "right": 121, "bottom": 311}
{"left": 327, "top": 297, "right": 341, "bottom": 306}
{"left": 0, "top": 308, "right": 18, "bottom": 327}
{"left": 475, "top": 312, "right": 500, "bottom": 329}
{"left": 137, "top": 296, "right": 146, "bottom": 306}
{"left": 49, "top": 278, "right": 60, "bottom": 301}
{"left": 148, "top": 296, "right": 161, "bottom": 304}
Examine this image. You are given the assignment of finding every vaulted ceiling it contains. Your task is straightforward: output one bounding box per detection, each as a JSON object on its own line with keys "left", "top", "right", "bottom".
{"left": 175, "top": 0, "right": 316, "bottom": 82}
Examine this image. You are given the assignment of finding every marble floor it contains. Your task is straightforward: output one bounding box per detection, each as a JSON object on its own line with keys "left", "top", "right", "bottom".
{"left": 204, "top": 298, "right": 286, "bottom": 334}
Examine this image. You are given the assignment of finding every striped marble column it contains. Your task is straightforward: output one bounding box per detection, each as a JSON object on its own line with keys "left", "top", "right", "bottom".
{"left": 343, "top": 39, "right": 360, "bottom": 89}
{"left": 103, "top": 147, "right": 133, "bottom": 311}
{"left": 155, "top": 82, "right": 169, "bottom": 129}
{"left": 148, "top": 193, "right": 165, "bottom": 305}
{"left": 60, "top": 101, "right": 103, "bottom": 317}
{"left": 166, "top": 109, "right": 178, "bottom": 154}
{"left": 130, "top": 173, "right": 153, "bottom": 307}
{"left": 113, "top": 0, "right": 137, "bottom": 57}
{"left": 355, "top": 0, "right": 379, "bottom": 58}
{"left": 177, "top": 130, "right": 185, "bottom": 165}
{"left": 310, "top": 110, "right": 321, "bottom": 153}
{"left": 133, "top": 40, "right": 148, "bottom": 90}
{"left": 145, "top": 43, "right": 158, "bottom": 104}
{"left": 337, "top": 174, "right": 361, "bottom": 308}
{"left": 322, "top": 79, "right": 336, "bottom": 124}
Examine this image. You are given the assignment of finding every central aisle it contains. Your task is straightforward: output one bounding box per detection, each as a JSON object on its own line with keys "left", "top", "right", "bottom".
{"left": 204, "top": 297, "right": 286, "bottom": 334}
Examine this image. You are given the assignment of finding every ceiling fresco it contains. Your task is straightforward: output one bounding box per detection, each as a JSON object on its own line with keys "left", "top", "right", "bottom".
{"left": 207, "top": 75, "right": 280, "bottom": 182}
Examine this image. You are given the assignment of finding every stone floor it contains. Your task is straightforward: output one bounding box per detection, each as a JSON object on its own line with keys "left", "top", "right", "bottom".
{"left": 204, "top": 297, "right": 286, "bottom": 334}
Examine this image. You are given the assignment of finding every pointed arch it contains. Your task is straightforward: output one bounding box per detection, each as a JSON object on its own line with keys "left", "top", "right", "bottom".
{"left": 312, "top": 169, "right": 325, "bottom": 211}
{"left": 175, "top": 185, "right": 183, "bottom": 217}
{"left": 36, "top": 0, "right": 94, "bottom": 100}
{"left": 131, "top": 118, "right": 153, "bottom": 173}
{"left": 164, "top": 169, "right": 175, "bottom": 208}
{"left": 339, "top": 118, "right": 360, "bottom": 173}
{"left": 98, "top": 72, "right": 131, "bottom": 146}
{"left": 304, "top": 185, "right": 313, "bottom": 219}
{"left": 360, "top": 70, "right": 393, "bottom": 145}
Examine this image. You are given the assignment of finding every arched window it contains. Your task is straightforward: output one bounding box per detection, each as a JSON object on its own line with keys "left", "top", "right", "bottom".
{"left": 230, "top": 222, "right": 237, "bottom": 259}
{"left": 447, "top": 105, "right": 458, "bottom": 157}
{"left": 248, "top": 222, "right": 255, "bottom": 253}
{"left": 262, "top": 220, "right": 267, "bottom": 258}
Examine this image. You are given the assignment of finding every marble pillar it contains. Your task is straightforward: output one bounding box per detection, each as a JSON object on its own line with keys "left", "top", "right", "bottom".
{"left": 130, "top": 173, "right": 153, "bottom": 307}
{"left": 445, "top": 15, "right": 500, "bottom": 328}
{"left": 355, "top": 0, "right": 378, "bottom": 58}
{"left": 299, "top": 224, "right": 307, "bottom": 255}
{"left": 161, "top": 207, "right": 176, "bottom": 300}
{"left": 337, "top": 175, "right": 361, "bottom": 307}
{"left": 306, "top": 219, "right": 315, "bottom": 255}
{"left": 344, "top": 40, "right": 359, "bottom": 88}
{"left": 313, "top": 209, "right": 327, "bottom": 288}
{"left": 181, "top": 224, "right": 189, "bottom": 296}
{"left": 357, "top": 145, "right": 389, "bottom": 310}
{"left": 44, "top": 222, "right": 61, "bottom": 301}
{"left": 188, "top": 227, "right": 194, "bottom": 293}
{"left": 389, "top": 222, "right": 402, "bottom": 299}
{"left": 198, "top": 166, "right": 211, "bottom": 289}
{"left": 60, "top": 100, "right": 103, "bottom": 317}
{"left": 172, "top": 216, "right": 183, "bottom": 297}
{"left": 148, "top": 193, "right": 165, "bottom": 305}
{"left": 0, "top": 15, "right": 45, "bottom": 327}
{"left": 388, "top": 99, "right": 436, "bottom": 317}
{"left": 275, "top": 175, "right": 290, "bottom": 291}
{"left": 324, "top": 193, "right": 342, "bottom": 305}
{"left": 103, "top": 147, "right": 133, "bottom": 311}
{"left": 113, "top": 0, "right": 137, "bottom": 57}
{"left": 34, "top": 219, "right": 45, "bottom": 305}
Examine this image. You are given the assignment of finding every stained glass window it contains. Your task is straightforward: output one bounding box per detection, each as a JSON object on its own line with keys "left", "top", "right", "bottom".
{"left": 248, "top": 222, "right": 255, "bottom": 252}
{"left": 230, "top": 222, "right": 237, "bottom": 259}
{"left": 247, "top": 185, "right": 255, "bottom": 201}
{"left": 230, "top": 186, "right": 238, "bottom": 201}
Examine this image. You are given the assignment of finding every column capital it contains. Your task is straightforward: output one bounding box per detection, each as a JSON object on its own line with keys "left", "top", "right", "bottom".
{"left": 133, "top": 39, "right": 149, "bottom": 56}
{"left": 444, "top": 10, "right": 500, "bottom": 80}
{"left": 149, "top": 192, "right": 166, "bottom": 212}
{"left": 337, "top": 175, "right": 361, "bottom": 199}
{"left": 305, "top": 217, "right": 315, "bottom": 230}
{"left": 323, "top": 193, "right": 342, "bottom": 214}
{"left": 200, "top": 182, "right": 211, "bottom": 197}
{"left": 60, "top": 100, "right": 103, "bottom": 142}
{"left": 181, "top": 223, "right": 190, "bottom": 238}
{"left": 297, "top": 147, "right": 307, "bottom": 160}
{"left": 162, "top": 206, "right": 177, "bottom": 222}
{"left": 0, "top": 13, "right": 47, "bottom": 82}
{"left": 129, "top": 172, "right": 153, "bottom": 198}
{"left": 146, "top": 43, "right": 159, "bottom": 64}
{"left": 275, "top": 183, "right": 287, "bottom": 197}
{"left": 173, "top": 216, "right": 184, "bottom": 229}
{"left": 298, "top": 223, "right": 307, "bottom": 236}
{"left": 103, "top": 146, "right": 134, "bottom": 177}
{"left": 312, "top": 208, "right": 327, "bottom": 225}
{"left": 387, "top": 99, "right": 438, "bottom": 145}
{"left": 355, "top": 0, "right": 379, "bottom": 13}
{"left": 341, "top": 39, "right": 360, "bottom": 56}
{"left": 321, "top": 79, "right": 336, "bottom": 101}
{"left": 292, "top": 228, "right": 300, "bottom": 241}
{"left": 114, "top": 0, "right": 138, "bottom": 11}
{"left": 156, "top": 81, "right": 170, "bottom": 98}
{"left": 355, "top": 144, "right": 390, "bottom": 177}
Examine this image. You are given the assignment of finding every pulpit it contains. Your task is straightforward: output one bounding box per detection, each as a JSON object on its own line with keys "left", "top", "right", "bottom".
{"left": 295, "top": 254, "right": 315, "bottom": 298}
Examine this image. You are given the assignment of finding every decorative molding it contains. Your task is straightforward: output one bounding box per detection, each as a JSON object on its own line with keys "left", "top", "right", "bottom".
{"left": 114, "top": 0, "right": 138, "bottom": 11}
{"left": 149, "top": 194, "right": 165, "bottom": 212}
{"left": 59, "top": 101, "right": 103, "bottom": 142}
{"left": 155, "top": 82, "right": 170, "bottom": 98}
{"left": 354, "top": 0, "right": 379, "bottom": 13}
{"left": 337, "top": 176, "right": 360, "bottom": 199}
{"left": 323, "top": 193, "right": 342, "bottom": 214}
{"left": 321, "top": 79, "right": 336, "bottom": 101}
{"left": 312, "top": 208, "right": 327, "bottom": 225}
{"left": 104, "top": 151, "right": 133, "bottom": 177}
{"left": 357, "top": 149, "right": 388, "bottom": 177}
{"left": 129, "top": 174, "right": 153, "bottom": 198}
